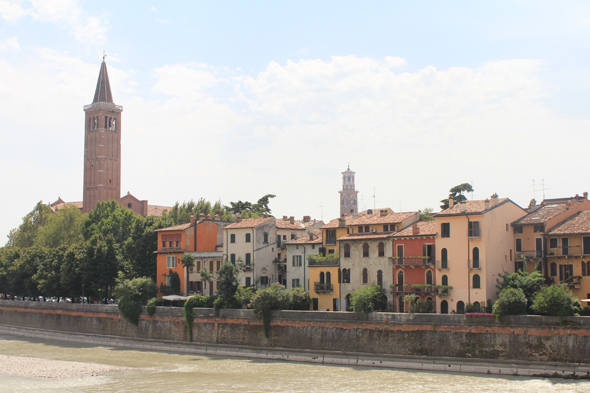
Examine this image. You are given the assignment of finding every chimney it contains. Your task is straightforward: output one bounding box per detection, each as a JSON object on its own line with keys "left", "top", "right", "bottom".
{"left": 584, "top": 192, "right": 588, "bottom": 200}
{"left": 190, "top": 215, "right": 196, "bottom": 225}
{"left": 207, "top": 214, "right": 212, "bottom": 220}
{"left": 459, "top": 202, "right": 466, "bottom": 213}
{"left": 263, "top": 213, "right": 269, "bottom": 218}
{"left": 485, "top": 199, "right": 490, "bottom": 210}
{"left": 528, "top": 199, "right": 536, "bottom": 209}
{"left": 490, "top": 193, "right": 498, "bottom": 207}
{"left": 290, "top": 216, "right": 295, "bottom": 225}
{"left": 236, "top": 215, "right": 242, "bottom": 223}
{"left": 448, "top": 195, "right": 454, "bottom": 208}
{"left": 380, "top": 210, "right": 388, "bottom": 217}
{"left": 199, "top": 213, "right": 206, "bottom": 220}
{"left": 303, "top": 215, "right": 311, "bottom": 223}
{"left": 283, "top": 215, "right": 288, "bottom": 221}
{"left": 412, "top": 223, "right": 419, "bottom": 235}
{"left": 339, "top": 214, "right": 346, "bottom": 226}
{"left": 214, "top": 214, "right": 220, "bottom": 221}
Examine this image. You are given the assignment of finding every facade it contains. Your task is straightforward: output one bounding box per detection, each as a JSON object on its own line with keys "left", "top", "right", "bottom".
{"left": 275, "top": 216, "right": 307, "bottom": 286}
{"left": 309, "top": 259, "right": 340, "bottom": 311}
{"left": 511, "top": 193, "right": 590, "bottom": 276}
{"left": 339, "top": 165, "right": 359, "bottom": 216}
{"left": 546, "top": 211, "right": 590, "bottom": 300}
{"left": 154, "top": 214, "right": 231, "bottom": 296}
{"left": 391, "top": 221, "right": 437, "bottom": 312}
{"left": 223, "top": 216, "right": 277, "bottom": 289}
{"left": 434, "top": 194, "right": 527, "bottom": 313}
{"left": 285, "top": 230, "right": 322, "bottom": 291}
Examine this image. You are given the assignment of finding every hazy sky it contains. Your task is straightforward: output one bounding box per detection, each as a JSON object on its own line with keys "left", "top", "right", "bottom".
{"left": 1, "top": 1, "right": 590, "bottom": 242}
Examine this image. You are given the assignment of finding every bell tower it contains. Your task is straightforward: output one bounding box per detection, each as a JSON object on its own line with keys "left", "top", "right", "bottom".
{"left": 82, "top": 57, "right": 123, "bottom": 213}
{"left": 339, "top": 165, "right": 358, "bottom": 216}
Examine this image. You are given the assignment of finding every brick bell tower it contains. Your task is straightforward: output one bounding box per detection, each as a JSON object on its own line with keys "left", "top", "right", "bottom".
{"left": 82, "top": 57, "right": 123, "bottom": 213}
{"left": 339, "top": 165, "right": 359, "bottom": 216}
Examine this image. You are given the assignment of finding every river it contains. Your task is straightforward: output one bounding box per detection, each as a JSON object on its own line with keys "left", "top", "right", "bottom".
{"left": 0, "top": 334, "right": 588, "bottom": 392}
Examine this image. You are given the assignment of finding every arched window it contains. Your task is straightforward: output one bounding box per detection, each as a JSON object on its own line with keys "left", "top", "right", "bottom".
{"left": 363, "top": 243, "right": 369, "bottom": 257}
{"left": 442, "top": 274, "right": 448, "bottom": 286}
{"left": 377, "top": 270, "right": 383, "bottom": 288}
{"left": 104, "top": 116, "right": 107, "bottom": 129}
{"left": 342, "top": 268, "right": 349, "bottom": 283}
{"left": 342, "top": 199, "right": 346, "bottom": 205}
{"left": 550, "top": 262, "right": 557, "bottom": 276}
{"left": 127, "top": 203, "right": 132, "bottom": 208}
{"left": 473, "top": 301, "right": 480, "bottom": 309}
{"left": 319, "top": 272, "right": 325, "bottom": 284}
{"left": 88, "top": 117, "right": 91, "bottom": 130}
{"left": 344, "top": 243, "right": 351, "bottom": 258}
{"left": 398, "top": 296, "right": 405, "bottom": 313}
{"left": 378, "top": 242, "right": 385, "bottom": 257}
{"left": 472, "top": 247, "right": 480, "bottom": 268}
{"left": 426, "top": 270, "right": 433, "bottom": 285}
{"left": 397, "top": 270, "right": 404, "bottom": 286}
{"left": 441, "top": 248, "right": 448, "bottom": 269}
{"left": 362, "top": 268, "right": 368, "bottom": 284}
{"left": 441, "top": 300, "right": 449, "bottom": 314}
{"left": 326, "top": 272, "right": 331, "bottom": 284}
{"left": 582, "top": 261, "right": 587, "bottom": 277}
{"left": 473, "top": 274, "right": 481, "bottom": 289}
{"left": 338, "top": 268, "right": 342, "bottom": 283}
{"left": 457, "top": 301, "right": 465, "bottom": 314}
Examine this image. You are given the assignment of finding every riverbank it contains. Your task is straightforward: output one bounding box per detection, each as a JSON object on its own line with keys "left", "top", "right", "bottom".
{"left": 1, "top": 324, "right": 588, "bottom": 379}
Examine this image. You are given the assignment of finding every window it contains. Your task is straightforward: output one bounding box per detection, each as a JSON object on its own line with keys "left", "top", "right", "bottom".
{"left": 457, "top": 301, "right": 465, "bottom": 314}
{"left": 210, "top": 261, "right": 214, "bottom": 271}
{"left": 423, "top": 244, "right": 434, "bottom": 264}
{"left": 473, "top": 274, "right": 481, "bottom": 289}
{"left": 377, "top": 270, "right": 383, "bottom": 288}
{"left": 245, "top": 253, "right": 251, "bottom": 265}
{"left": 245, "top": 233, "right": 251, "bottom": 243}
{"left": 292, "top": 255, "right": 302, "bottom": 267}
{"left": 230, "top": 234, "right": 235, "bottom": 243}
{"left": 343, "top": 268, "right": 350, "bottom": 283}
{"left": 263, "top": 233, "right": 268, "bottom": 243}
{"left": 291, "top": 234, "right": 296, "bottom": 240}
{"left": 176, "top": 241, "right": 180, "bottom": 248}
{"left": 397, "top": 270, "right": 404, "bottom": 286}
{"left": 536, "top": 238, "right": 543, "bottom": 257}
{"left": 383, "top": 225, "right": 389, "bottom": 232}
{"left": 292, "top": 279, "right": 300, "bottom": 288}
{"left": 338, "top": 268, "right": 341, "bottom": 283}
{"left": 344, "top": 243, "right": 351, "bottom": 258}
{"left": 328, "top": 249, "right": 335, "bottom": 254}
{"left": 364, "top": 226, "right": 370, "bottom": 233}
{"left": 550, "top": 262, "right": 557, "bottom": 276}
{"left": 559, "top": 264, "right": 574, "bottom": 282}
{"left": 245, "top": 277, "right": 251, "bottom": 287}
{"left": 378, "top": 242, "right": 385, "bottom": 257}
{"left": 426, "top": 270, "right": 433, "bottom": 285}
{"left": 441, "top": 248, "right": 448, "bottom": 269}
{"left": 472, "top": 247, "right": 480, "bottom": 268}
{"left": 166, "top": 256, "right": 176, "bottom": 268}
{"left": 582, "top": 261, "right": 587, "bottom": 277}
{"left": 510, "top": 249, "right": 513, "bottom": 261}
{"left": 362, "top": 268, "right": 368, "bottom": 283}
{"left": 196, "top": 261, "right": 201, "bottom": 272}
{"left": 441, "top": 223, "right": 450, "bottom": 238}
{"left": 534, "top": 224, "right": 545, "bottom": 233}
{"left": 260, "top": 276, "right": 269, "bottom": 286}
{"left": 326, "top": 229, "right": 337, "bottom": 245}
{"left": 397, "top": 244, "right": 404, "bottom": 259}
{"left": 562, "top": 238, "right": 569, "bottom": 256}
{"left": 358, "top": 226, "right": 363, "bottom": 233}
{"left": 468, "top": 221, "right": 480, "bottom": 237}
{"left": 514, "top": 226, "right": 523, "bottom": 234}
{"left": 515, "top": 261, "right": 524, "bottom": 272}
{"left": 442, "top": 275, "right": 448, "bottom": 286}
{"left": 363, "top": 243, "right": 370, "bottom": 257}
{"left": 441, "top": 300, "right": 449, "bottom": 314}
{"left": 326, "top": 272, "right": 332, "bottom": 284}
{"left": 283, "top": 235, "right": 287, "bottom": 240}
{"left": 319, "top": 272, "right": 325, "bottom": 284}
{"left": 230, "top": 254, "right": 236, "bottom": 265}
{"left": 515, "top": 238, "right": 522, "bottom": 252}
{"left": 549, "top": 238, "right": 558, "bottom": 249}
{"left": 161, "top": 241, "right": 166, "bottom": 248}
{"left": 584, "top": 237, "right": 590, "bottom": 255}
{"left": 216, "top": 260, "right": 221, "bottom": 271}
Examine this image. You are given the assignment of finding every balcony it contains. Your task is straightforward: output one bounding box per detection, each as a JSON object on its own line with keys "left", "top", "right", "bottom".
{"left": 516, "top": 250, "right": 543, "bottom": 259}
{"left": 468, "top": 228, "right": 481, "bottom": 238}
{"left": 240, "top": 264, "right": 252, "bottom": 272}
{"left": 272, "top": 257, "right": 286, "bottom": 265}
{"left": 436, "top": 260, "right": 450, "bottom": 270}
{"left": 389, "top": 284, "right": 436, "bottom": 294}
{"left": 276, "top": 239, "right": 286, "bottom": 249}
{"left": 468, "top": 260, "right": 482, "bottom": 270}
{"left": 307, "top": 254, "right": 339, "bottom": 266}
{"left": 389, "top": 257, "right": 434, "bottom": 267}
{"left": 564, "top": 276, "right": 582, "bottom": 288}
{"left": 314, "top": 282, "right": 333, "bottom": 293}
{"left": 325, "top": 237, "right": 337, "bottom": 246}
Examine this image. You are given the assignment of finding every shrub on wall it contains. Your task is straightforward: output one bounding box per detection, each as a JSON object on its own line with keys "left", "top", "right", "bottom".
{"left": 350, "top": 285, "right": 388, "bottom": 313}
{"left": 252, "top": 283, "right": 291, "bottom": 337}
{"left": 234, "top": 285, "right": 255, "bottom": 309}
{"left": 289, "top": 287, "right": 312, "bottom": 310}
{"left": 492, "top": 288, "right": 527, "bottom": 321}
{"left": 118, "top": 297, "right": 142, "bottom": 325}
{"left": 146, "top": 297, "right": 163, "bottom": 316}
{"left": 531, "top": 285, "right": 580, "bottom": 317}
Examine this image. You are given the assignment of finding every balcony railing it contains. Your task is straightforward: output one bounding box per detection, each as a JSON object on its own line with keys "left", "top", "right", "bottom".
{"left": 516, "top": 250, "right": 543, "bottom": 259}
{"left": 436, "top": 260, "right": 450, "bottom": 270}
{"left": 389, "top": 257, "right": 434, "bottom": 266}
{"left": 240, "top": 264, "right": 252, "bottom": 271}
{"left": 468, "top": 260, "right": 482, "bottom": 269}
{"left": 314, "top": 282, "right": 333, "bottom": 293}
{"left": 389, "top": 284, "right": 436, "bottom": 294}
{"left": 468, "top": 228, "right": 481, "bottom": 238}
{"left": 325, "top": 237, "right": 337, "bottom": 246}
{"left": 272, "top": 258, "right": 286, "bottom": 264}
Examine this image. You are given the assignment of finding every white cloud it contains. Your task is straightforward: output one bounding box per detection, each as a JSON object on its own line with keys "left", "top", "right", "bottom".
{"left": 577, "top": 17, "right": 590, "bottom": 26}
{"left": 0, "top": 36, "right": 20, "bottom": 51}
{"left": 150, "top": 5, "right": 157, "bottom": 12}
{"left": 158, "top": 18, "right": 170, "bottom": 24}
{"left": 0, "top": 0, "right": 29, "bottom": 22}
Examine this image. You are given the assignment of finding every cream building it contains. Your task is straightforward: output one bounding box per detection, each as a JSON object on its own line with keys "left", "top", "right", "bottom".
{"left": 285, "top": 230, "right": 322, "bottom": 291}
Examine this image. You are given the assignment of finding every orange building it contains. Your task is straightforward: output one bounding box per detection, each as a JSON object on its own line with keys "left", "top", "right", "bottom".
{"left": 155, "top": 214, "right": 231, "bottom": 296}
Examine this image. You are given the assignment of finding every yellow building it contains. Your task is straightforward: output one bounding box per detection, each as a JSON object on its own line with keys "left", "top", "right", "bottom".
{"left": 546, "top": 211, "right": 590, "bottom": 300}
{"left": 308, "top": 260, "right": 340, "bottom": 311}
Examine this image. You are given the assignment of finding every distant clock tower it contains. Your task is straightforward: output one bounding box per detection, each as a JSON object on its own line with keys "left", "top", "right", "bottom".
{"left": 82, "top": 57, "right": 123, "bottom": 213}
{"left": 339, "top": 165, "right": 358, "bottom": 216}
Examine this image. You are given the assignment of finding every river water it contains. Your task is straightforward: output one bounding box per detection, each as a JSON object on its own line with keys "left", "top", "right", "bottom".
{"left": 0, "top": 334, "right": 588, "bottom": 393}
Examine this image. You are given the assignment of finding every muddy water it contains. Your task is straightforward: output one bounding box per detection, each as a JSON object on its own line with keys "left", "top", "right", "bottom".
{"left": 0, "top": 334, "right": 588, "bottom": 393}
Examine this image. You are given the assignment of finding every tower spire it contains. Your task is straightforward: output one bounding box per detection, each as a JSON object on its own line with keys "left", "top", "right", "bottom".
{"left": 92, "top": 58, "right": 113, "bottom": 103}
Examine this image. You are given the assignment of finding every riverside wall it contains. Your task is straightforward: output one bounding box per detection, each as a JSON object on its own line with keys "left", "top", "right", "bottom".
{"left": 1, "top": 300, "right": 590, "bottom": 366}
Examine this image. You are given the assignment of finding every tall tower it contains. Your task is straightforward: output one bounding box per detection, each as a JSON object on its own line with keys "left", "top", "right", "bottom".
{"left": 82, "top": 58, "right": 123, "bottom": 213}
{"left": 339, "top": 165, "right": 359, "bottom": 216}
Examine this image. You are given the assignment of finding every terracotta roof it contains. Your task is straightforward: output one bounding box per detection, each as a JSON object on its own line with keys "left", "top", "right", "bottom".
{"left": 547, "top": 211, "right": 590, "bottom": 235}
{"left": 224, "top": 217, "right": 274, "bottom": 229}
{"left": 437, "top": 198, "right": 511, "bottom": 216}
{"left": 154, "top": 223, "right": 192, "bottom": 232}
{"left": 275, "top": 218, "right": 305, "bottom": 230}
{"left": 50, "top": 201, "right": 83, "bottom": 212}
{"left": 339, "top": 232, "right": 395, "bottom": 241}
{"left": 287, "top": 230, "right": 323, "bottom": 244}
{"left": 513, "top": 203, "right": 571, "bottom": 225}
{"left": 147, "top": 205, "right": 172, "bottom": 217}
{"left": 349, "top": 211, "right": 418, "bottom": 225}
{"left": 393, "top": 221, "right": 437, "bottom": 237}
{"left": 321, "top": 216, "right": 355, "bottom": 229}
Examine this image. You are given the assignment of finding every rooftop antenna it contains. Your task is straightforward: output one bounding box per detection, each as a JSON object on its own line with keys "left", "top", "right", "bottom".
{"left": 103, "top": 48, "right": 106, "bottom": 61}
{"left": 373, "top": 188, "right": 376, "bottom": 210}
{"left": 542, "top": 179, "right": 551, "bottom": 201}
{"left": 317, "top": 198, "right": 324, "bottom": 221}
{"left": 533, "top": 179, "right": 542, "bottom": 201}
{"left": 361, "top": 194, "right": 364, "bottom": 212}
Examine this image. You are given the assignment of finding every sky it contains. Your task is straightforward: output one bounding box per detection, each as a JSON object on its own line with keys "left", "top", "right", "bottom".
{"left": 1, "top": 0, "right": 590, "bottom": 242}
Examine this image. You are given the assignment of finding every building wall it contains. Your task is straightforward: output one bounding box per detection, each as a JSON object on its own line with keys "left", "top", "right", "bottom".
{"left": 322, "top": 226, "right": 350, "bottom": 254}
{"left": 547, "top": 233, "right": 590, "bottom": 300}
{"left": 285, "top": 243, "right": 320, "bottom": 291}
{"left": 308, "top": 265, "right": 340, "bottom": 311}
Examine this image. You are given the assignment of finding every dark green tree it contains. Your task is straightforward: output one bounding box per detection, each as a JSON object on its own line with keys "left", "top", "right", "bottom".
{"left": 531, "top": 285, "right": 580, "bottom": 317}
{"left": 440, "top": 183, "right": 474, "bottom": 210}
{"left": 496, "top": 270, "right": 544, "bottom": 309}
{"left": 214, "top": 261, "right": 240, "bottom": 309}
{"left": 82, "top": 200, "right": 135, "bottom": 244}
{"left": 350, "top": 285, "right": 388, "bottom": 313}
{"left": 34, "top": 205, "right": 84, "bottom": 248}
{"left": 492, "top": 288, "right": 528, "bottom": 320}
{"left": 6, "top": 201, "right": 53, "bottom": 247}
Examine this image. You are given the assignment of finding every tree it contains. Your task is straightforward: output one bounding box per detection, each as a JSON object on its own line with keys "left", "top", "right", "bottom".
{"left": 34, "top": 205, "right": 84, "bottom": 249}
{"left": 214, "top": 261, "right": 240, "bottom": 309}
{"left": 79, "top": 234, "right": 121, "bottom": 301}
{"left": 112, "top": 272, "right": 157, "bottom": 305}
{"left": 251, "top": 283, "right": 291, "bottom": 337}
{"left": 440, "top": 183, "right": 474, "bottom": 210}
{"left": 350, "top": 285, "right": 388, "bottom": 313}
{"left": 227, "top": 194, "right": 276, "bottom": 216}
{"left": 163, "top": 198, "right": 225, "bottom": 226}
{"left": 531, "top": 285, "right": 580, "bottom": 317}
{"left": 234, "top": 285, "right": 255, "bottom": 309}
{"left": 199, "top": 267, "right": 214, "bottom": 287}
{"left": 123, "top": 215, "right": 164, "bottom": 280}
{"left": 180, "top": 253, "right": 196, "bottom": 296}
{"left": 496, "top": 270, "right": 544, "bottom": 309}
{"left": 492, "top": 288, "right": 528, "bottom": 320}
{"left": 6, "top": 201, "right": 53, "bottom": 247}
{"left": 82, "top": 200, "right": 135, "bottom": 244}
{"left": 419, "top": 207, "right": 435, "bottom": 221}
{"left": 289, "top": 287, "right": 312, "bottom": 310}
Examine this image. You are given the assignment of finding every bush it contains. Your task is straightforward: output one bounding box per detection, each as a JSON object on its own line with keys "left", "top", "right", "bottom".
{"left": 579, "top": 306, "right": 590, "bottom": 316}
{"left": 118, "top": 297, "right": 142, "bottom": 325}
{"left": 289, "top": 287, "right": 312, "bottom": 310}
{"left": 112, "top": 273, "right": 157, "bottom": 304}
{"left": 531, "top": 285, "right": 580, "bottom": 317}
{"left": 146, "top": 297, "right": 163, "bottom": 316}
{"left": 465, "top": 303, "right": 482, "bottom": 313}
{"left": 183, "top": 295, "right": 218, "bottom": 341}
{"left": 496, "top": 270, "right": 544, "bottom": 309}
{"left": 234, "top": 285, "right": 255, "bottom": 309}
{"left": 252, "top": 283, "right": 290, "bottom": 337}
{"left": 350, "top": 285, "right": 388, "bottom": 313}
{"left": 492, "top": 288, "right": 527, "bottom": 321}
{"left": 215, "top": 262, "right": 240, "bottom": 311}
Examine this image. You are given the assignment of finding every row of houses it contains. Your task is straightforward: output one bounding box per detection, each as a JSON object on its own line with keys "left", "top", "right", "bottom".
{"left": 154, "top": 192, "right": 590, "bottom": 314}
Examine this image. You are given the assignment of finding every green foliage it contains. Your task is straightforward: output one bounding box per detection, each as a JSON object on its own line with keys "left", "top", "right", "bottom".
{"left": 215, "top": 262, "right": 240, "bottom": 310}
{"left": 123, "top": 215, "right": 165, "bottom": 280}
{"left": 579, "top": 306, "right": 590, "bottom": 316}
{"left": 180, "top": 254, "right": 195, "bottom": 270}
{"left": 228, "top": 194, "right": 276, "bottom": 216}
{"left": 496, "top": 270, "right": 544, "bottom": 308}
{"left": 350, "top": 285, "right": 388, "bottom": 313}
{"left": 163, "top": 198, "right": 226, "bottom": 226}
{"left": 82, "top": 201, "right": 135, "bottom": 244}
{"left": 199, "top": 267, "right": 214, "bottom": 283}
{"left": 34, "top": 205, "right": 84, "bottom": 249}
{"left": 465, "top": 303, "right": 482, "bottom": 313}
{"left": 234, "top": 285, "right": 255, "bottom": 309}
{"left": 146, "top": 297, "right": 163, "bottom": 316}
{"left": 402, "top": 294, "right": 418, "bottom": 313}
{"left": 419, "top": 207, "right": 435, "bottom": 221}
{"left": 6, "top": 201, "right": 53, "bottom": 248}
{"left": 307, "top": 253, "right": 339, "bottom": 265}
{"left": 434, "top": 285, "right": 453, "bottom": 296}
{"left": 169, "top": 270, "right": 181, "bottom": 294}
{"left": 118, "top": 297, "right": 142, "bottom": 325}
{"left": 112, "top": 272, "right": 157, "bottom": 304}
{"left": 531, "top": 285, "right": 580, "bottom": 317}
{"left": 289, "top": 287, "right": 312, "bottom": 310}
{"left": 184, "top": 295, "right": 218, "bottom": 341}
{"left": 440, "top": 183, "right": 474, "bottom": 210}
{"left": 251, "top": 283, "right": 291, "bottom": 337}
{"left": 492, "top": 288, "right": 528, "bottom": 320}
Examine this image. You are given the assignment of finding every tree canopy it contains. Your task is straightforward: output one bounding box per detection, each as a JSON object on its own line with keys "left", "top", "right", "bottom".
{"left": 440, "top": 183, "right": 474, "bottom": 210}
